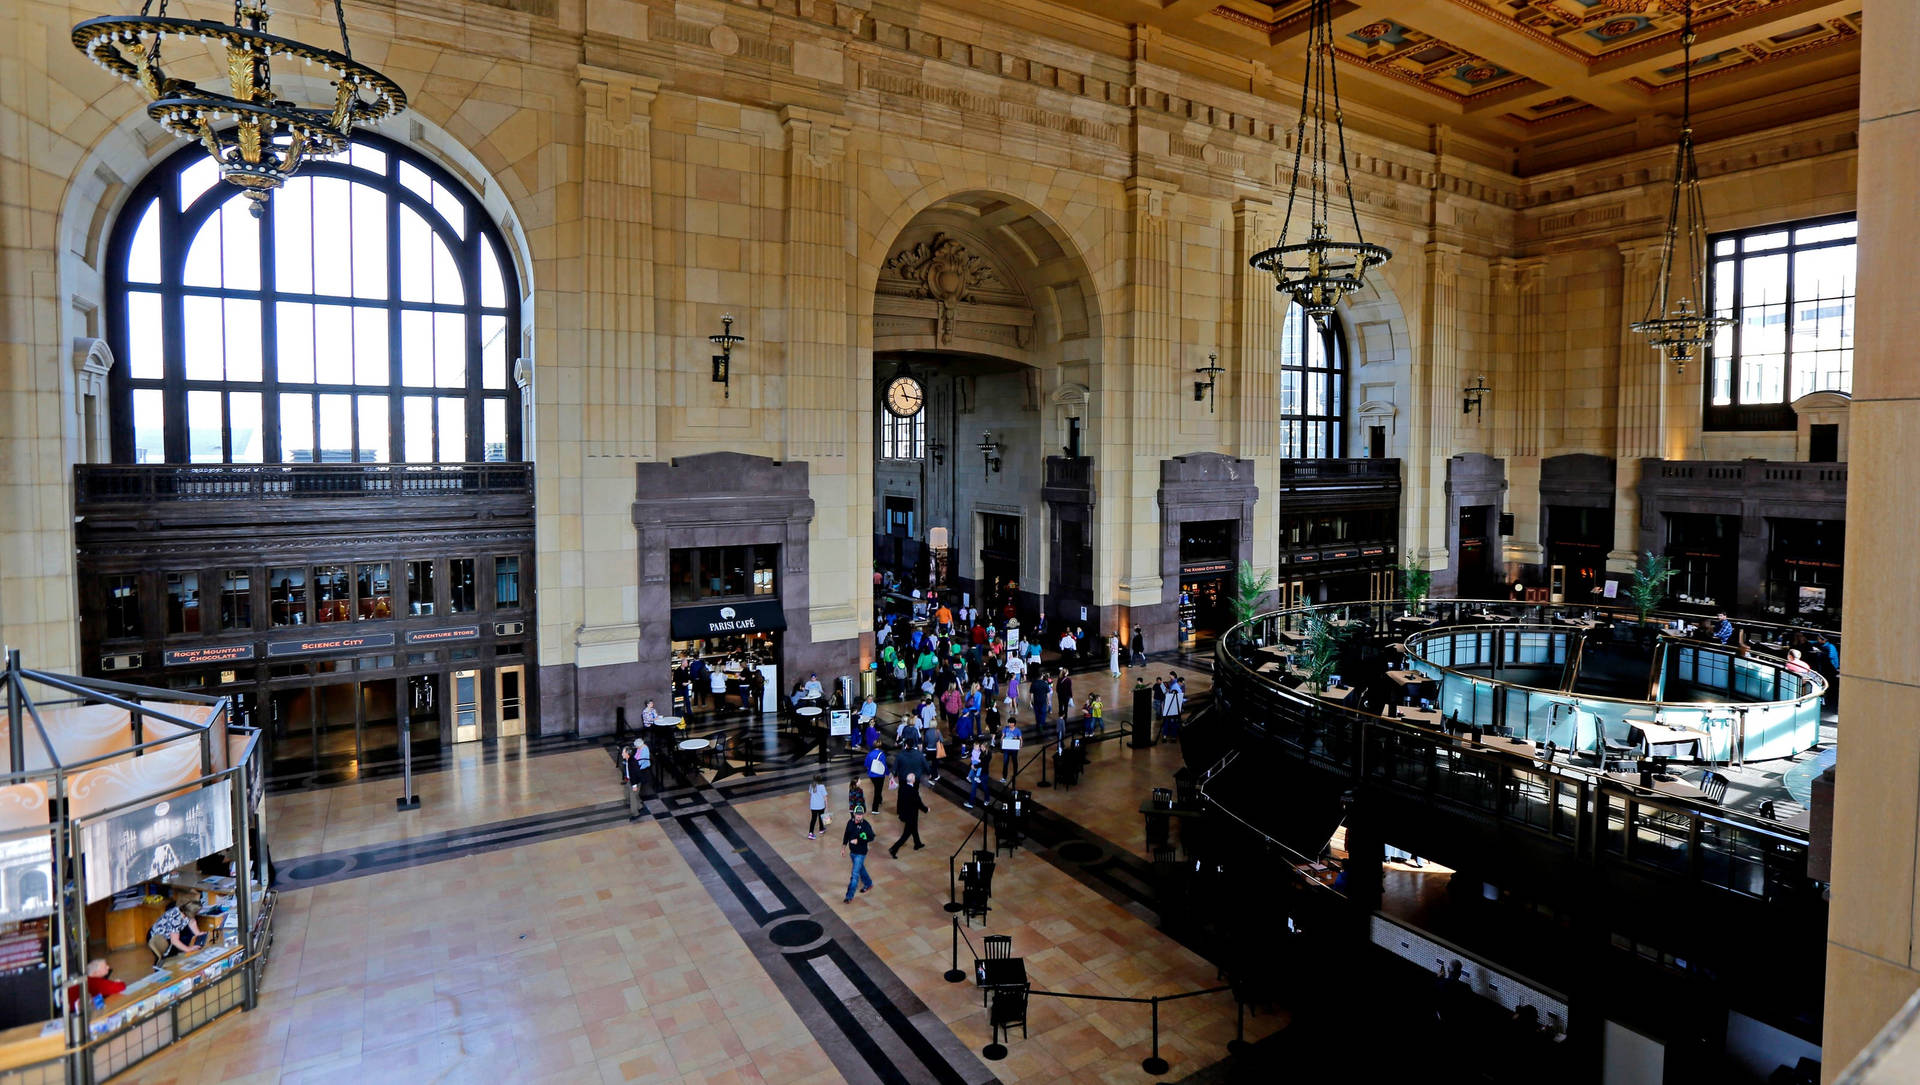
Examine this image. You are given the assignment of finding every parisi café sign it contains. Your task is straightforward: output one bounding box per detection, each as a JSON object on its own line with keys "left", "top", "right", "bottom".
{"left": 670, "top": 599, "right": 787, "bottom": 640}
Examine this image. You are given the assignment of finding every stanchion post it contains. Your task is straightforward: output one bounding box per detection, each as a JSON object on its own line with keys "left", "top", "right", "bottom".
{"left": 1226, "top": 997, "right": 1250, "bottom": 1056}
{"left": 944, "top": 917, "right": 967, "bottom": 983}
{"left": 944, "top": 854, "right": 962, "bottom": 913}
{"left": 1140, "top": 996, "right": 1169, "bottom": 1075}
{"left": 395, "top": 717, "right": 420, "bottom": 810}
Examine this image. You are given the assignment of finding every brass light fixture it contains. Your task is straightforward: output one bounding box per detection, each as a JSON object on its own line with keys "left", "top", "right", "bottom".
{"left": 73, "top": 0, "right": 407, "bottom": 218}
{"left": 1629, "top": 3, "right": 1731, "bottom": 374}
{"left": 1193, "top": 353, "right": 1225, "bottom": 412}
{"left": 708, "top": 313, "right": 744, "bottom": 398}
{"left": 1250, "top": 0, "right": 1392, "bottom": 324}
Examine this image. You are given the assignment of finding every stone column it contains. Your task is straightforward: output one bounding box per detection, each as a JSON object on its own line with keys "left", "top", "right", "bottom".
{"left": 1496, "top": 258, "right": 1546, "bottom": 567}
{"left": 1610, "top": 239, "right": 1667, "bottom": 573}
{"left": 577, "top": 67, "right": 661, "bottom": 460}
{"left": 1420, "top": 243, "right": 1462, "bottom": 590}
{"left": 780, "top": 107, "right": 862, "bottom": 653}
{"left": 1824, "top": 0, "right": 1920, "bottom": 1070}
{"left": 1234, "top": 198, "right": 1279, "bottom": 597}
{"left": 1115, "top": 178, "right": 1179, "bottom": 632}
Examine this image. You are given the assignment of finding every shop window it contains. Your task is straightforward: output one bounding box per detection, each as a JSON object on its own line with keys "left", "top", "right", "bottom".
{"left": 450, "top": 647, "right": 479, "bottom": 661}
{"left": 449, "top": 558, "right": 476, "bottom": 613}
{"left": 669, "top": 545, "right": 779, "bottom": 603}
{"left": 406, "top": 651, "right": 438, "bottom": 665}
{"left": 497, "top": 642, "right": 524, "bottom": 656}
{"left": 270, "top": 567, "right": 308, "bottom": 626}
{"left": 407, "top": 560, "right": 435, "bottom": 615}
{"left": 313, "top": 565, "right": 350, "bottom": 623}
{"left": 220, "top": 568, "right": 252, "bottom": 630}
{"left": 166, "top": 572, "right": 200, "bottom": 634}
{"left": 105, "top": 133, "right": 523, "bottom": 463}
{"left": 1706, "top": 215, "right": 1856, "bottom": 430}
{"left": 357, "top": 556, "right": 389, "bottom": 618}
{"left": 494, "top": 555, "right": 521, "bottom": 609}
{"left": 105, "top": 575, "right": 141, "bottom": 639}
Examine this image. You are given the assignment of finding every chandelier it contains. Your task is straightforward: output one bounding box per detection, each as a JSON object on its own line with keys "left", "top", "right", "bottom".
{"left": 73, "top": 0, "right": 407, "bottom": 218}
{"left": 1629, "top": 3, "right": 1730, "bottom": 373}
{"left": 1250, "top": 0, "right": 1391, "bottom": 324}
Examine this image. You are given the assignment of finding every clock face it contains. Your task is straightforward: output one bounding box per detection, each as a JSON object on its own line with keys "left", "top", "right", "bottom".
{"left": 886, "top": 376, "right": 924, "bottom": 417}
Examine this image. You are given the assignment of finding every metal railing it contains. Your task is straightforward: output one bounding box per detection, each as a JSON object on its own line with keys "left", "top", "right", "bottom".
{"left": 74, "top": 462, "right": 534, "bottom": 503}
{"left": 1213, "top": 600, "right": 1819, "bottom": 899}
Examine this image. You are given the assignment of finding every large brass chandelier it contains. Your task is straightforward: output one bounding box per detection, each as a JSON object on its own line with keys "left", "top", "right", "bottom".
{"left": 1629, "top": 3, "right": 1730, "bottom": 374}
{"left": 73, "top": 0, "right": 407, "bottom": 217}
{"left": 1250, "top": 0, "right": 1392, "bottom": 324}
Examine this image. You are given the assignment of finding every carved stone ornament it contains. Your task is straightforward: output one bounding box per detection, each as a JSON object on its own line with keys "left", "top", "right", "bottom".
{"left": 886, "top": 232, "right": 1002, "bottom": 344}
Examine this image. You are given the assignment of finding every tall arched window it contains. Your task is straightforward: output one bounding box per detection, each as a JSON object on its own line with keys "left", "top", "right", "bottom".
{"left": 1278, "top": 302, "right": 1346, "bottom": 458}
{"left": 106, "top": 134, "right": 523, "bottom": 464}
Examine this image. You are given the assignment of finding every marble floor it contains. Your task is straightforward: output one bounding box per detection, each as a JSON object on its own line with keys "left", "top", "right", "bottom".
{"left": 114, "top": 653, "right": 1279, "bottom": 1084}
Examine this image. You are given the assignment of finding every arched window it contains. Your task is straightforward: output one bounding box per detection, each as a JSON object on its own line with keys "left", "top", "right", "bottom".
{"left": 106, "top": 134, "right": 523, "bottom": 464}
{"left": 1278, "top": 302, "right": 1346, "bottom": 458}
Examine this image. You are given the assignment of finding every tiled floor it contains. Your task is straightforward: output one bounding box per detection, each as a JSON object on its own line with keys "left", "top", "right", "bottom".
{"left": 113, "top": 654, "right": 1263, "bottom": 1084}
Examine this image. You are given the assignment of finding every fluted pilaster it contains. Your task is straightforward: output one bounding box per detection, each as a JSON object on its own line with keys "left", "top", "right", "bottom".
{"left": 578, "top": 67, "right": 661, "bottom": 459}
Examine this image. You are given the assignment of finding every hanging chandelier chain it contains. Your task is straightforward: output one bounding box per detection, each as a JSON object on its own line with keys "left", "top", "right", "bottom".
{"left": 1249, "top": 0, "right": 1393, "bottom": 323}
{"left": 334, "top": 0, "right": 355, "bottom": 60}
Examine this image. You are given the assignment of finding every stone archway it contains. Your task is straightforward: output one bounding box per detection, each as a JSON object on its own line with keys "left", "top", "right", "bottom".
{"left": 868, "top": 192, "right": 1105, "bottom": 630}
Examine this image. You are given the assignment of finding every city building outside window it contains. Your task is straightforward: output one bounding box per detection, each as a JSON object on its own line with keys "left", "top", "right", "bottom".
{"left": 1706, "top": 215, "right": 1856, "bottom": 430}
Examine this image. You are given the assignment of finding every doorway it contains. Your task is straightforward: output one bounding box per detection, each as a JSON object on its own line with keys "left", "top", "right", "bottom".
{"left": 979, "top": 513, "right": 1021, "bottom": 614}
{"left": 496, "top": 665, "right": 526, "bottom": 738}
{"left": 451, "top": 669, "right": 481, "bottom": 743}
{"left": 1457, "top": 505, "right": 1498, "bottom": 599}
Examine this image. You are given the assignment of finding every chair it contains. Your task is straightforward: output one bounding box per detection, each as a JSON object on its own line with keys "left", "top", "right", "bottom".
{"left": 1144, "top": 811, "right": 1171, "bottom": 853}
{"left": 989, "top": 985, "right": 1029, "bottom": 1043}
{"left": 972, "top": 850, "right": 996, "bottom": 895}
{"left": 962, "top": 881, "right": 991, "bottom": 926}
{"left": 1698, "top": 770, "right": 1729, "bottom": 805}
{"left": 984, "top": 934, "right": 1012, "bottom": 960}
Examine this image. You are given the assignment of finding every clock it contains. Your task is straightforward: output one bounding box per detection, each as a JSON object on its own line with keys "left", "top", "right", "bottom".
{"left": 885, "top": 376, "right": 925, "bottom": 417}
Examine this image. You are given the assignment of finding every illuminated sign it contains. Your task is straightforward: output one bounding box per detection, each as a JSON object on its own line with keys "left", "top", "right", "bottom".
{"left": 266, "top": 631, "right": 397, "bottom": 658}
{"left": 163, "top": 644, "right": 255, "bottom": 667}
{"left": 404, "top": 625, "right": 482, "bottom": 645}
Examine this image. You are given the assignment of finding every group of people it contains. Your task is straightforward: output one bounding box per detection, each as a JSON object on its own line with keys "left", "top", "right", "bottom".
{"left": 1710, "top": 611, "right": 1840, "bottom": 706}
{"left": 673, "top": 644, "right": 771, "bottom": 717}
{"left": 1144, "top": 672, "right": 1189, "bottom": 742}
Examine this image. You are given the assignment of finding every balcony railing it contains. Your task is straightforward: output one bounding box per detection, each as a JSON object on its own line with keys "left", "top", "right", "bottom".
{"left": 1280, "top": 458, "right": 1401, "bottom": 487}
{"left": 1646, "top": 459, "right": 1848, "bottom": 488}
{"left": 75, "top": 462, "right": 535, "bottom": 504}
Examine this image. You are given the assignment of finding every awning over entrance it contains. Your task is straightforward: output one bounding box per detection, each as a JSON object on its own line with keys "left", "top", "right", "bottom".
{"left": 670, "top": 599, "right": 788, "bottom": 640}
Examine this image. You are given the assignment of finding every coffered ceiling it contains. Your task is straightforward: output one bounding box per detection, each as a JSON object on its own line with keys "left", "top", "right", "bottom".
{"left": 1048, "top": 1, "right": 1861, "bottom": 168}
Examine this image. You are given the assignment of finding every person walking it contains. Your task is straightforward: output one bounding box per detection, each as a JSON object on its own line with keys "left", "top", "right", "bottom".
{"left": 842, "top": 806, "right": 876, "bottom": 901}
{"left": 864, "top": 745, "right": 890, "bottom": 818}
{"left": 1030, "top": 672, "right": 1052, "bottom": 740}
{"left": 965, "top": 741, "right": 988, "bottom": 808}
{"left": 1108, "top": 632, "right": 1122, "bottom": 677}
{"left": 1056, "top": 669, "right": 1075, "bottom": 732}
{"left": 807, "top": 773, "right": 829, "bottom": 839}
{"left": 889, "top": 772, "right": 929, "bottom": 856}
{"left": 1000, "top": 719, "right": 1022, "bottom": 781}
{"left": 1130, "top": 626, "right": 1146, "bottom": 667}
{"left": 1086, "top": 692, "right": 1103, "bottom": 736}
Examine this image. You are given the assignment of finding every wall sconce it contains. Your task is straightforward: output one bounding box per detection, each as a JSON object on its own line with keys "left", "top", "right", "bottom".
{"left": 928, "top": 438, "right": 945, "bottom": 467}
{"left": 1462, "top": 375, "right": 1489, "bottom": 421}
{"left": 708, "top": 313, "right": 744, "bottom": 399}
{"left": 1193, "top": 353, "right": 1225, "bottom": 413}
{"left": 976, "top": 431, "right": 1003, "bottom": 480}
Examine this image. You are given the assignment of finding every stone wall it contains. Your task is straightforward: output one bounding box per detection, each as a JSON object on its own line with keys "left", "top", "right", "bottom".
{"left": 0, "top": 0, "right": 1859, "bottom": 703}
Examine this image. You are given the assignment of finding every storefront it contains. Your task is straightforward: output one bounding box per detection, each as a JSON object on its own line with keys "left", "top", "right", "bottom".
{"left": 1156, "top": 454, "right": 1259, "bottom": 650}
{"left": 1544, "top": 505, "right": 1612, "bottom": 604}
{"left": 1766, "top": 518, "right": 1844, "bottom": 627}
{"left": 668, "top": 597, "right": 785, "bottom": 717}
{"left": 73, "top": 466, "right": 539, "bottom": 788}
{"left": 978, "top": 513, "right": 1022, "bottom": 615}
{"left": 1664, "top": 512, "right": 1741, "bottom": 610}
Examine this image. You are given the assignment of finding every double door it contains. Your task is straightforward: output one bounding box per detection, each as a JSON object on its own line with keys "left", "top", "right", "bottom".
{"left": 269, "top": 677, "right": 403, "bottom": 780}
{"left": 448, "top": 664, "right": 526, "bottom": 744}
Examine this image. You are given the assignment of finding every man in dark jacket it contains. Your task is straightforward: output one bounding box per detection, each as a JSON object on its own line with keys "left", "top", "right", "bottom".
{"left": 1130, "top": 627, "right": 1146, "bottom": 666}
{"left": 889, "top": 772, "right": 929, "bottom": 856}
{"left": 1031, "top": 673, "right": 1052, "bottom": 739}
{"left": 842, "top": 807, "right": 876, "bottom": 901}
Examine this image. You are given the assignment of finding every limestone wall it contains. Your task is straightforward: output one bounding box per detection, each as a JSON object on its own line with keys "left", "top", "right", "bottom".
{"left": 0, "top": 0, "right": 1858, "bottom": 695}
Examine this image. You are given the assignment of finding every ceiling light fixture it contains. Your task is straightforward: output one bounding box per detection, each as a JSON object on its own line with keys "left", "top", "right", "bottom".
{"left": 74, "top": 0, "right": 407, "bottom": 218}
{"left": 1628, "top": 2, "right": 1731, "bottom": 374}
{"left": 1250, "top": 0, "right": 1392, "bottom": 325}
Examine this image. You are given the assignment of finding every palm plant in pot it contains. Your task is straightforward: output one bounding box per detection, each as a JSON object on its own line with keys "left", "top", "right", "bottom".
{"left": 1298, "top": 610, "right": 1353, "bottom": 694}
{"left": 1400, "top": 555, "right": 1432, "bottom": 614}
{"left": 1623, "top": 551, "right": 1676, "bottom": 646}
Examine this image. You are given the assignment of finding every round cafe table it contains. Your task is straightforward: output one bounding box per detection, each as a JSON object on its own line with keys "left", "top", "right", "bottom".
{"left": 796, "top": 705, "right": 823, "bottom": 728}
{"left": 675, "top": 736, "right": 712, "bottom": 775}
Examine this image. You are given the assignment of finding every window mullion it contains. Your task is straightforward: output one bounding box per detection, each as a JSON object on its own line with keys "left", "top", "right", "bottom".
{"left": 260, "top": 191, "right": 282, "bottom": 463}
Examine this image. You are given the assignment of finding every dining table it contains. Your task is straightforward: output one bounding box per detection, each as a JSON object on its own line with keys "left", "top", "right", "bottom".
{"left": 1605, "top": 771, "right": 1707, "bottom": 802}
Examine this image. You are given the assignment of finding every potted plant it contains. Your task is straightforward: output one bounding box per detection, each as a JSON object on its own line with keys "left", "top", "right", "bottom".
{"left": 1624, "top": 551, "right": 1675, "bottom": 624}
{"left": 1233, "top": 564, "right": 1275, "bottom": 628}
{"left": 1298, "top": 610, "right": 1353, "bottom": 694}
{"left": 1400, "top": 555, "right": 1432, "bottom": 613}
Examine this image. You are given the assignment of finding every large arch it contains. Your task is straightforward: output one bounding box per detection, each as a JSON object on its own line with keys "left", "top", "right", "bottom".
{"left": 864, "top": 186, "right": 1110, "bottom": 632}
